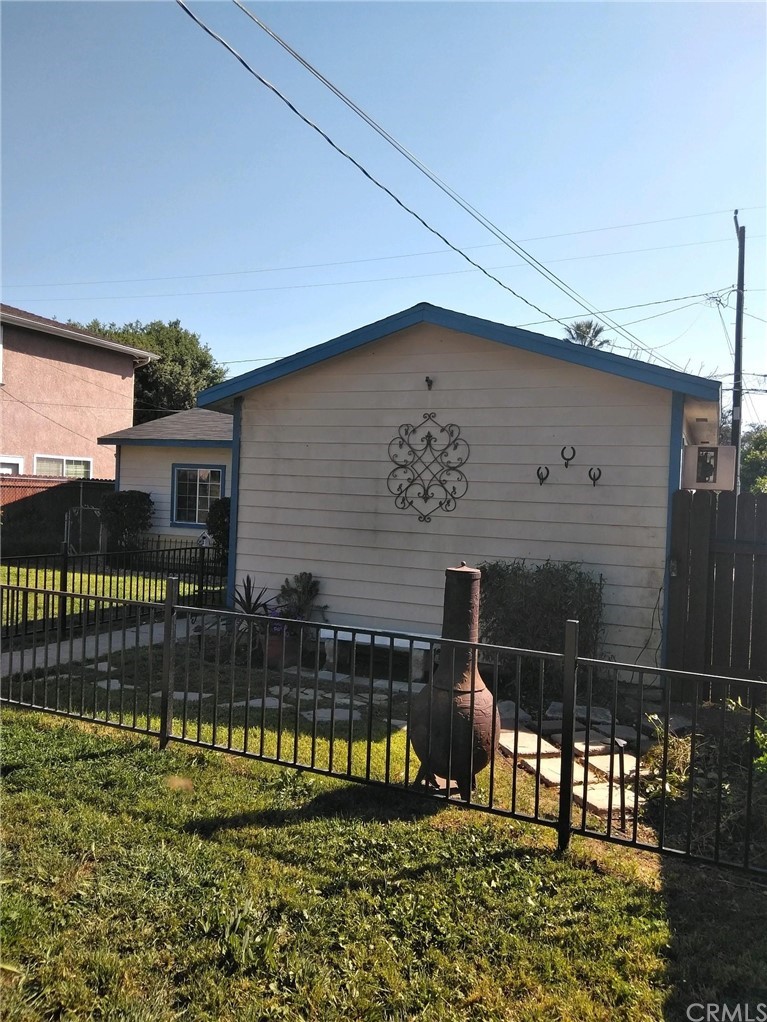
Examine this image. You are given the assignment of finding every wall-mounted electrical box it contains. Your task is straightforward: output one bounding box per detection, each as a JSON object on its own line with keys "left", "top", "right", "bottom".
{"left": 681, "top": 445, "right": 736, "bottom": 491}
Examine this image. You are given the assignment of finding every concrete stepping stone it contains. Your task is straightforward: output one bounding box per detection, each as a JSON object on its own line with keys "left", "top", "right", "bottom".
{"left": 572, "top": 781, "right": 624, "bottom": 816}
{"left": 539, "top": 718, "right": 563, "bottom": 736}
{"left": 228, "top": 696, "right": 281, "bottom": 710}
{"left": 644, "top": 712, "right": 693, "bottom": 735}
{"left": 594, "top": 724, "right": 641, "bottom": 742}
{"left": 95, "top": 661, "right": 112, "bottom": 671}
{"left": 389, "top": 719, "right": 408, "bottom": 731}
{"left": 529, "top": 758, "right": 599, "bottom": 788}
{"left": 551, "top": 729, "right": 606, "bottom": 747}
{"left": 284, "top": 668, "right": 350, "bottom": 683}
{"left": 96, "top": 679, "right": 134, "bottom": 691}
{"left": 497, "top": 700, "right": 532, "bottom": 726}
{"left": 150, "top": 691, "right": 211, "bottom": 702}
{"left": 498, "top": 728, "right": 559, "bottom": 758}
{"left": 301, "top": 708, "right": 361, "bottom": 723}
{"left": 546, "top": 701, "right": 613, "bottom": 725}
{"left": 371, "top": 679, "right": 424, "bottom": 695}
{"left": 573, "top": 736, "right": 613, "bottom": 756}
{"left": 586, "top": 753, "right": 639, "bottom": 780}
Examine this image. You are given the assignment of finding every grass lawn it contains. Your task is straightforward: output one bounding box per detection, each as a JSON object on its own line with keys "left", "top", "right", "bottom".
{"left": 0, "top": 566, "right": 207, "bottom": 614}
{"left": 2, "top": 708, "right": 766, "bottom": 1022}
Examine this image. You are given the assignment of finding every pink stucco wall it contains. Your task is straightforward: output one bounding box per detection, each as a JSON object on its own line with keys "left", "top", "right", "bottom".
{"left": 0, "top": 324, "right": 136, "bottom": 479}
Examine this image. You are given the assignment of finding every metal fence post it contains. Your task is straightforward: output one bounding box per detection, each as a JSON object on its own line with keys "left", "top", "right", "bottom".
{"left": 58, "top": 541, "right": 69, "bottom": 636}
{"left": 159, "top": 576, "right": 179, "bottom": 750}
{"left": 197, "top": 545, "right": 206, "bottom": 607}
{"left": 557, "top": 619, "right": 579, "bottom": 853}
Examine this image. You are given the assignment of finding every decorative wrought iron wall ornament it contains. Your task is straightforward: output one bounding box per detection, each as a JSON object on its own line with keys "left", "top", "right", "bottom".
{"left": 536, "top": 466, "right": 550, "bottom": 485}
{"left": 588, "top": 467, "right": 602, "bottom": 486}
{"left": 425, "top": 376, "right": 434, "bottom": 390}
{"left": 387, "top": 412, "right": 470, "bottom": 522}
{"left": 560, "top": 446, "right": 576, "bottom": 468}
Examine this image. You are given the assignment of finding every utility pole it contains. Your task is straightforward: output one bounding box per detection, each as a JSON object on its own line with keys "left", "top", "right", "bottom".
{"left": 732, "top": 210, "right": 746, "bottom": 494}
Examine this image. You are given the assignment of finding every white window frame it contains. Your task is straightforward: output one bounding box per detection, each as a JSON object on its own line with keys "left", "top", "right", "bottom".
{"left": 171, "top": 463, "right": 225, "bottom": 527}
{"left": 0, "top": 455, "right": 24, "bottom": 475}
{"left": 33, "top": 454, "right": 93, "bottom": 479}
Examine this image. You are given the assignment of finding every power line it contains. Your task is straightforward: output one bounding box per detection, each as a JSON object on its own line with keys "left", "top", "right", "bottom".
{"left": 2, "top": 388, "right": 106, "bottom": 449}
{"left": 231, "top": 1, "right": 697, "bottom": 373}
{"left": 5, "top": 235, "right": 761, "bottom": 290}
{"left": 175, "top": 1, "right": 568, "bottom": 331}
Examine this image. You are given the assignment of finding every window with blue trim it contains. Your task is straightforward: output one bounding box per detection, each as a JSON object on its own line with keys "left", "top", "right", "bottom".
{"left": 173, "top": 466, "right": 223, "bottom": 525}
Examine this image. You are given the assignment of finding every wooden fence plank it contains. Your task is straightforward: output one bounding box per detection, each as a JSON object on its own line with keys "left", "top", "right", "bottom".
{"left": 666, "top": 489, "right": 692, "bottom": 670}
{"left": 750, "top": 496, "right": 767, "bottom": 680}
{"left": 731, "top": 494, "right": 757, "bottom": 676}
{"left": 711, "top": 491, "right": 737, "bottom": 673}
{"left": 685, "top": 491, "right": 714, "bottom": 673}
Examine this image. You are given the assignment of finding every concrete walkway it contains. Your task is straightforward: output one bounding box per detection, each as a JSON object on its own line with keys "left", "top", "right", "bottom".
{"left": 1, "top": 617, "right": 191, "bottom": 679}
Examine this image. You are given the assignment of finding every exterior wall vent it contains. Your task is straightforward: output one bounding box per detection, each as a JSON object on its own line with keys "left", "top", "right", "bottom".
{"left": 681, "top": 445, "right": 736, "bottom": 491}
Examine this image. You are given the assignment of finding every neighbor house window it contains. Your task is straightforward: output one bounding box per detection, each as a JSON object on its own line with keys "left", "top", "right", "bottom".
{"left": 34, "top": 456, "right": 92, "bottom": 479}
{"left": 172, "top": 465, "right": 224, "bottom": 525}
{"left": 0, "top": 456, "right": 23, "bottom": 475}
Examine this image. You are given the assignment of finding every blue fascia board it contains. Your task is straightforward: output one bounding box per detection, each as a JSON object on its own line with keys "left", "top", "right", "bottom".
{"left": 98, "top": 438, "right": 232, "bottom": 448}
{"left": 197, "top": 302, "right": 721, "bottom": 408}
{"left": 226, "top": 398, "right": 242, "bottom": 608}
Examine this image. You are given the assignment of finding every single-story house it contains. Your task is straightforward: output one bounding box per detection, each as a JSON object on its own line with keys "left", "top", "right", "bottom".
{"left": 196, "top": 303, "right": 721, "bottom": 665}
{"left": 98, "top": 408, "right": 233, "bottom": 541}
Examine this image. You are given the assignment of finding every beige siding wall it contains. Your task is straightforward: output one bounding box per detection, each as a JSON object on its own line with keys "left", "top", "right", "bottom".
{"left": 235, "top": 323, "right": 673, "bottom": 663}
{"left": 118, "top": 446, "right": 232, "bottom": 539}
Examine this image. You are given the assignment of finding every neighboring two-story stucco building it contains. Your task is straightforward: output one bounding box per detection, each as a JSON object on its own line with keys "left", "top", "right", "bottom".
{"left": 0, "top": 304, "right": 155, "bottom": 480}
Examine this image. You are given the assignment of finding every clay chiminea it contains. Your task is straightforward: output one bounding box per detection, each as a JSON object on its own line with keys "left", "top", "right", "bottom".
{"left": 409, "top": 563, "right": 500, "bottom": 801}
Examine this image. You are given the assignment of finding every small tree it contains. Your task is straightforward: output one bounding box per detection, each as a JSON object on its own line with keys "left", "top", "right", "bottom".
{"left": 100, "top": 490, "right": 154, "bottom": 549}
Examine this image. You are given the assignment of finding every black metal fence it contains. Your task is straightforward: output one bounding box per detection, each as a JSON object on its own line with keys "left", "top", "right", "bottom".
{"left": 0, "top": 544, "right": 226, "bottom": 638}
{"left": 1, "top": 579, "right": 765, "bottom": 875}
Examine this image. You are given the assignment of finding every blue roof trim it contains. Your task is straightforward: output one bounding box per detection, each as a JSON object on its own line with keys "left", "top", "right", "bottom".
{"left": 198, "top": 302, "right": 721, "bottom": 407}
{"left": 98, "top": 438, "right": 232, "bottom": 448}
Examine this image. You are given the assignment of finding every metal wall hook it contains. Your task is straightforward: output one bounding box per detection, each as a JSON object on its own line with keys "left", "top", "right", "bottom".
{"left": 536, "top": 466, "right": 550, "bottom": 485}
{"left": 560, "top": 446, "right": 576, "bottom": 468}
{"left": 425, "top": 376, "right": 434, "bottom": 390}
{"left": 588, "top": 467, "right": 602, "bottom": 486}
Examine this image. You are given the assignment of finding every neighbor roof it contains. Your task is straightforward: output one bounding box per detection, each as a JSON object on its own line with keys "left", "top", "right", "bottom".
{"left": 98, "top": 409, "right": 233, "bottom": 447}
{"left": 1, "top": 304, "right": 157, "bottom": 365}
{"left": 197, "top": 303, "right": 721, "bottom": 410}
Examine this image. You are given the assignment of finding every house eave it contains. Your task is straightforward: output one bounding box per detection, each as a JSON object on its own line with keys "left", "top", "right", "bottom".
{"left": 197, "top": 302, "right": 721, "bottom": 409}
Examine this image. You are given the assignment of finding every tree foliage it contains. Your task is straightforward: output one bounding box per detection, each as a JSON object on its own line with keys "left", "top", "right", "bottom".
{"left": 563, "top": 319, "right": 613, "bottom": 349}
{"left": 73, "top": 318, "right": 227, "bottom": 424}
{"left": 741, "top": 425, "right": 767, "bottom": 493}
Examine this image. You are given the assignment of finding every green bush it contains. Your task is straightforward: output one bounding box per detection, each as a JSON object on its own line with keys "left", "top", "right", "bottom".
{"left": 101, "top": 490, "right": 154, "bottom": 550}
{"left": 206, "top": 497, "right": 230, "bottom": 553}
{"left": 478, "top": 558, "right": 605, "bottom": 659}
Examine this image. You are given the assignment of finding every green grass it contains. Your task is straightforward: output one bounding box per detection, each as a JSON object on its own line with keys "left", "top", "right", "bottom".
{"left": 0, "top": 565, "right": 205, "bottom": 605}
{"left": 2, "top": 708, "right": 766, "bottom": 1022}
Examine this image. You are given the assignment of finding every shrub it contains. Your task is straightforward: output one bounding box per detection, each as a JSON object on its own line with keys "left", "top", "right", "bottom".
{"left": 478, "top": 558, "right": 605, "bottom": 659}
{"left": 277, "top": 572, "right": 327, "bottom": 623}
{"left": 206, "top": 497, "right": 231, "bottom": 553}
{"left": 100, "top": 490, "right": 154, "bottom": 549}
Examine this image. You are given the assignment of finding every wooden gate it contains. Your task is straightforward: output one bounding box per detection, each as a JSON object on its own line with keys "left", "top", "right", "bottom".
{"left": 667, "top": 490, "right": 767, "bottom": 680}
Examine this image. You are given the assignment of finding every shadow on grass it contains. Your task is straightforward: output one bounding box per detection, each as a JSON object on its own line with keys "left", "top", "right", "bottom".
{"left": 185, "top": 781, "right": 445, "bottom": 838}
{"left": 660, "top": 858, "right": 767, "bottom": 1021}
{"left": 0, "top": 740, "right": 150, "bottom": 779}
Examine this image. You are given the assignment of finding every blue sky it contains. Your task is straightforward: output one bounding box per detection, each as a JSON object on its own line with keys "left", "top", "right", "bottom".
{"left": 2, "top": 1, "right": 765, "bottom": 423}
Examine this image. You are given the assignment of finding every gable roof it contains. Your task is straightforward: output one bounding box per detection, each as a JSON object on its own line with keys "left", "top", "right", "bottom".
{"left": 197, "top": 303, "right": 721, "bottom": 410}
{"left": 98, "top": 408, "right": 233, "bottom": 447}
{"left": 1, "top": 304, "right": 156, "bottom": 365}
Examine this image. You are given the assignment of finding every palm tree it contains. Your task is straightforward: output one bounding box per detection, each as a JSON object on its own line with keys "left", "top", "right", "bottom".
{"left": 563, "top": 319, "right": 613, "bottom": 349}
